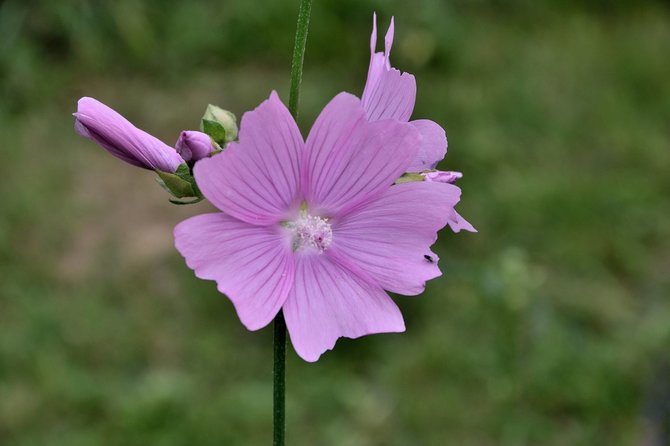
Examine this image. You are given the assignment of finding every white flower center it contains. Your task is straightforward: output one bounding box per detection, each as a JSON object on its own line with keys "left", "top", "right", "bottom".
{"left": 285, "top": 212, "right": 333, "bottom": 253}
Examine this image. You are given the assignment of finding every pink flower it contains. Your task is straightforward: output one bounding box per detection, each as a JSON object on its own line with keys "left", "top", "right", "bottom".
{"left": 363, "top": 15, "right": 476, "bottom": 234}
{"left": 174, "top": 92, "right": 463, "bottom": 361}
{"left": 74, "top": 97, "right": 185, "bottom": 172}
{"left": 175, "top": 130, "right": 216, "bottom": 162}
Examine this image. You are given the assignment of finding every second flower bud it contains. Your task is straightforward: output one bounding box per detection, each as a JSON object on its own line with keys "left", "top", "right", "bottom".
{"left": 175, "top": 130, "right": 218, "bottom": 162}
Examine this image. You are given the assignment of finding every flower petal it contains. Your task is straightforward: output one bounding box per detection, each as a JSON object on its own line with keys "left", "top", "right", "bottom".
{"left": 333, "top": 181, "right": 462, "bottom": 295}
{"left": 303, "top": 93, "right": 420, "bottom": 216}
{"left": 194, "top": 91, "right": 304, "bottom": 226}
{"left": 74, "top": 97, "right": 185, "bottom": 172}
{"left": 174, "top": 213, "right": 295, "bottom": 330}
{"left": 361, "top": 16, "right": 416, "bottom": 122}
{"left": 408, "top": 119, "right": 448, "bottom": 171}
{"left": 283, "top": 252, "right": 405, "bottom": 362}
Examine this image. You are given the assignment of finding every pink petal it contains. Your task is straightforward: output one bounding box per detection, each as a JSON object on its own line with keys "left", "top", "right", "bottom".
{"left": 384, "top": 17, "right": 395, "bottom": 61}
{"left": 194, "top": 91, "right": 304, "bottom": 226}
{"left": 333, "top": 181, "right": 461, "bottom": 295}
{"left": 448, "top": 209, "right": 477, "bottom": 233}
{"left": 361, "top": 16, "right": 416, "bottom": 122}
{"left": 369, "top": 12, "right": 378, "bottom": 56}
{"left": 302, "top": 92, "right": 420, "bottom": 216}
{"left": 362, "top": 63, "right": 416, "bottom": 122}
{"left": 174, "top": 213, "right": 295, "bottom": 330}
{"left": 408, "top": 119, "right": 448, "bottom": 171}
{"left": 283, "top": 253, "right": 405, "bottom": 362}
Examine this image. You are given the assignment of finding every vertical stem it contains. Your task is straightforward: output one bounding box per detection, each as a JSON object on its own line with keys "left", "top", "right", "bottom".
{"left": 275, "top": 3, "right": 313, "bottom": 445}
{"left": 273, "top": 311, "right": 286, "bottom": 446}
{"left": 288, "top": 0, "right": 313, "bottom": 119}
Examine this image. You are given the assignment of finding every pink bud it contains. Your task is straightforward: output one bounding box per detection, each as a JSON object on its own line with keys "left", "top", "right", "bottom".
{"left": 74, "top": 97, "right": 185, "bottom": 172}
{"left": 422, "top": 170, "right": 463, "bottom": 184}
{"left": 175, "top": 130, "right": 215, "bottom": 162}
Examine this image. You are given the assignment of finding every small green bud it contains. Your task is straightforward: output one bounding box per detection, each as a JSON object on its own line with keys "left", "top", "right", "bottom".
{"left": 200, "top": 104, "right": 238, "bottom": 144}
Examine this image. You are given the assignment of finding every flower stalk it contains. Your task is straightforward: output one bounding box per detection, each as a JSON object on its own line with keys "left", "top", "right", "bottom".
{"left": 273, "top": 311, "right": 287, "bottom": 446}
{"left": 275, "top": 1, "right": 313, "bottom": 444}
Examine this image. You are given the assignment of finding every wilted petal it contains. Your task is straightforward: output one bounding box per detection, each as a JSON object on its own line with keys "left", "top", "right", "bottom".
{"left": 174, "top": 213, "right": 294, "bottom": 330}
{"left": 447, "top": 209, "right": 477, "bottom": 233}
{"left": 334, "top": 181, "right": 461, "bottom": 295}
{"left": 283, "top": 252, "right": 404, "bottom": 362}
{"left": 74, "top": 97, "right": 184, "bottom": 172}
{"left": 361, "top": 16, "right": 416, "bottom": 122}
{"left": 409, "top": 119, "right": 448, "bottom": 171}
{"left": 175, "top": 130, "right": 215, "bottom": 162}
{"left": 303, "top": 92, "right": 419, "bottom": 216}
{"left": 194, "top": 91, "right": 304, "bottom": 226}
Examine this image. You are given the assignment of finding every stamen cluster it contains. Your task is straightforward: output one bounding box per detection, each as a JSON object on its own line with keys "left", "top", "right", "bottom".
{"left": 285, "top": 212, "right": 333, "bottom": 253}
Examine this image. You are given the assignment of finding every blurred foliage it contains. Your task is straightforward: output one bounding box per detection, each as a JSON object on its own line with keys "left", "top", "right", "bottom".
{"left": 1, "top": 0, "right": 670, "bottom": 445}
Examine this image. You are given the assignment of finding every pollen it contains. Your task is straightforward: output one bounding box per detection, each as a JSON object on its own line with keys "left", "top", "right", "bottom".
{"left": 285, "top": 212, "right": 333, "bottom": 253}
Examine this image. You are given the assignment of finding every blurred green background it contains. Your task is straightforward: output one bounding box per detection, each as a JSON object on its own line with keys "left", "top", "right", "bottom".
{"left": 1, "top": 0, "right": 669, "bottom": 444}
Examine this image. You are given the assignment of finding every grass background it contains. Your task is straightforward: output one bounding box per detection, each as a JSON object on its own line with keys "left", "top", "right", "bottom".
{"left": 1, "top": 0, "right": 669, "bottom": 444}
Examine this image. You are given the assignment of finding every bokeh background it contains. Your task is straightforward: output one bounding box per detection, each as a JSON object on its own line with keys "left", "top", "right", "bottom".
{"left": 1, "top": 0, "right": 669, "bottom": 444}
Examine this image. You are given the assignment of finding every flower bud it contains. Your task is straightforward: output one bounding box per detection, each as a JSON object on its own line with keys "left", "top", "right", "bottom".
{"left": 175, "top": 130, "right": 216, "bottom": 162}
{"left": 200, "top": 104, "right": 238, "bottom": 144}
{"left": 422, "top": 170, "right": 463, "bottom": 184}
{"left": 74, "top": 97, "right": 185, "bottom": 173}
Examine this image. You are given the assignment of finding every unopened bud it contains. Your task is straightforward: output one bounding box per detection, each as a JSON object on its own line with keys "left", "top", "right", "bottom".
{"left": 200, "top": 104, "right": 238, "bottom": 145}
{"left": 175, "top": 130, "right": 216, "bottom": 162}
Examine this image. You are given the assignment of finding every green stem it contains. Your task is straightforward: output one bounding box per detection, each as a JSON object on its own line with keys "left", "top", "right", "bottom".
{"left": 288, "top": 0, "right": 313, "bottom": 119}
{"left": 273, "top": 311, "right": 287, "bottom": 446}
{"left": 274, "top": 3, "right": 313, "bottom": 445}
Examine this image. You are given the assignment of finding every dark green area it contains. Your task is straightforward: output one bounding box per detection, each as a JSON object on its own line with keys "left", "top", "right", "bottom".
{"left": 1, "top": 0, "right": 669, "bottom": 444}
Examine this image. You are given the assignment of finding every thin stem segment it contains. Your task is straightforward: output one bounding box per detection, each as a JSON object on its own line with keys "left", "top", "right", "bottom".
{"left": 288, "top": 0, "right": 313, "bottom": 119}
{"left": 274, "top": 2, "right": 313, "bottom": 445}
{"left": 273, "top": 311, "right": 287, "bottom": 446}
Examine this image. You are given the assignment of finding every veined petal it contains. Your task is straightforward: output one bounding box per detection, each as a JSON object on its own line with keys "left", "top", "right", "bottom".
{"left": 303, "top": 93, "right": 419, "bottom": 216}
{"left": 283, "top": 252, "right": 405, "bottom": 362}
{"left": 362, "top": 60, "right": 416, "bottom": 122}
{"left": 75, "top": 97, "right": 184, "bottom": 172}
{"left": 194, "top": 91, "right": 304, "bottom": 226}
{"left": 408, "top": 119, "right": 448, "bottom": 171}
{"left": 174, "top": 213, "right": 294, "bottom": 330}
{"left": 333, "top": 181, "right": 461, "bottom": 295}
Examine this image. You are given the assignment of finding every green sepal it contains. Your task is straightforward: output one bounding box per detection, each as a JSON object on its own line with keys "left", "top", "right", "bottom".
{"left": 169, "top": 196, "right": 204, "bottom": 205}
{"left": 155, "top": 164, "right": 201, "bottom": 199}
{"left": 394, "top": 173, "right": 425, "bottom": 184}
{"left": 201, "top": 119, "right": 227, "bottom": 145}
{"left": 200, "top": 104, "right": 238, "bottom": 144}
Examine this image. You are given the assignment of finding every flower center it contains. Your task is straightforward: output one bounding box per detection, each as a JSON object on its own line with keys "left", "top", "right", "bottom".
{"left": 285, "top": 212, "right": 333, "bottom": 253}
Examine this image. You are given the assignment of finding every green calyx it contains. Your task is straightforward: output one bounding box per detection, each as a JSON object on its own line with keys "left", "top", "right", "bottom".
{"left": 155, "top": 164, "right": 203, "bottom": 205}
{"left": 394, "top": 172, "right": 425, "bottom": 184}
